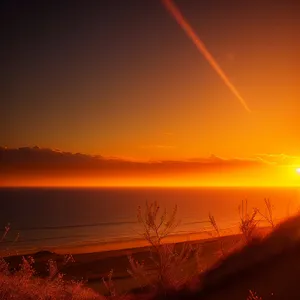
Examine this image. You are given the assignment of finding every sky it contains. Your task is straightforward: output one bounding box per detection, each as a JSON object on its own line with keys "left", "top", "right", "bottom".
{"left": 2, "top": 0, "right": 300, "bottom": 186}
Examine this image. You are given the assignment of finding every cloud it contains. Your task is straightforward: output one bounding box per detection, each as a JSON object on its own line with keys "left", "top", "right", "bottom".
{"left": 0, "top": 146, "right": 269, "bottom": 173}
{"left": 255, "top": 154, "right": 300, "bottom": 166}
{"left": 2, "top": 146, "right": 295, "bottom": 186}
{"left": 0, "top": 146, "right": 103, "bottom": 169}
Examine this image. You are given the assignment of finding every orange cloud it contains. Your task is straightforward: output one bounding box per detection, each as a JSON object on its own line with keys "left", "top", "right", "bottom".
{"left": 1, "top": 147, "right": 299, "bottom": 187}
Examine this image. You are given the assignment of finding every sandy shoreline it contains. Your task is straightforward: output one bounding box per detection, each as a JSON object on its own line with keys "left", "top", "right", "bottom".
{"left": 3, "top": 232, "right": 248, "bottom": 295}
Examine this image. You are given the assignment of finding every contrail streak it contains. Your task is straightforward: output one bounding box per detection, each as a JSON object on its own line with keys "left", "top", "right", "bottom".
{"left": 161, "top": 0, "right": 251, "bottom": 113}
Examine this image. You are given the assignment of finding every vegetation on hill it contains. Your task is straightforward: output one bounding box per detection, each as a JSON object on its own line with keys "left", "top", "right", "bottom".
{"left": 1, "top": 197, "right": 299, "bottom": 299}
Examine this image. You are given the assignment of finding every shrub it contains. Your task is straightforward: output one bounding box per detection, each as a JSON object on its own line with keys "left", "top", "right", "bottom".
{"left": 239, "top": 200, "right": 259, "bottom": 244}
{"left": 208, "top": 213, "right": 225, "bottom": 258}
{"left": 0, "top": 255, "right": 103, "bottom": 299}
{"left": 128, "top": 201, "right": 194, "bottom": 293}
{"left": 257, "top": 198, "right": 275, "bottom": 229}
{"left": 247, "top": 290, "right": 262, "bottom": 300}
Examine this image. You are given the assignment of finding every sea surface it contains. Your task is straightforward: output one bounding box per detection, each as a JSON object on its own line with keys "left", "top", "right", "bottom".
{"left": 0, "top": 187, "right": 299, "bottom": 255}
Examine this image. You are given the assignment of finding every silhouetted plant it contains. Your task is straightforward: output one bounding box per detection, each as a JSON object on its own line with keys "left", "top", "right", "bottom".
{"left": 247, "top": 290, "right": 262, "bottom": 300}
{"left": 129, "top": 201, "right": 194, "bottom": 292}
{"left": 137, "top": 201, "right": 179, "bottom": 247}
{"left": 257, "top": 198, "right": 275, "bottom": 228}
{"left": 239, "top": 200, "right": 259, "bottom": 244}
{"left": 127, "top": 254, "right": 151, "bottom": 289}
{"left": 102, "top": 269, "right": 117, "bottom": 298}
{"left": 208, "top": 213, "right": 225, "bottom": 257}
{"left": 0, "top": 236, "right": 99, "bottom": 299}
{"left": 0, "top": 223, "right": 10, "bottom": 243}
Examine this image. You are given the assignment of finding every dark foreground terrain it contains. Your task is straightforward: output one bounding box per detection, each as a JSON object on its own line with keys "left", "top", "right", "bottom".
{"left": 160, "top": 214, "right": 300, "bottom": 300}
{"left": 3, "top": 215, "right": 300, "bottom": 299}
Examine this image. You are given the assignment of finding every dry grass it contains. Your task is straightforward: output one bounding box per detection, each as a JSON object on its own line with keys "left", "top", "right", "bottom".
{"left": 128, "top": 201, "right": 196, "bottom": 293}
{"left": 239, "top": 200, "right": 260, "bottom": 244}
{"left": 247, "top": 290, "right": 262, "bottom": 300}
{"left": 0, "top": 197, "right": 290, "bottom": 300}
{"left": 257, "top": 198, "right": 275, "bottom": 229}
{"left": 208, "top": 213, "right": 226, "bottom": 258}
{"left": 0, "top": 256, "right": 103, "bottom": 299}
{"left": 0, "top": 225, "right": 104, "bottom": 299}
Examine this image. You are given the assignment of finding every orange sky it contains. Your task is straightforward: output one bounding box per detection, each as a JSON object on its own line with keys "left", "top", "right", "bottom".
{"left": 2, "top": 1, "right": 300, "bottom": 187}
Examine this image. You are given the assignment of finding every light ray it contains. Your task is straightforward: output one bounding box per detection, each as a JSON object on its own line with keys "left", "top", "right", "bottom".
{"left": 162, "top": 0, "right": 251, "bottom": 113}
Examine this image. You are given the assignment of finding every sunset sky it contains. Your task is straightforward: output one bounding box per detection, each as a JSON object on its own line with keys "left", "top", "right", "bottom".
{"left": 2, "top": 0, "right": 300, "bottom": 186}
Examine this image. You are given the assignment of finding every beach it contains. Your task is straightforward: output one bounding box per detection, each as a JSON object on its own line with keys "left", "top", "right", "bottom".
{"left": 4, "top": 232, "right": 253, "bottom": 296}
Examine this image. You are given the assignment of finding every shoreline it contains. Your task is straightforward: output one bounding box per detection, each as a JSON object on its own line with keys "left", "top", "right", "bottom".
{"left": 3, "top": 231, "right": 259, "bottom": 295}
{"left": 2, "top": 227, "right": 240, "bottom": 257}
{"left": 3, "top": 223, "right": 273, "bottom": 296}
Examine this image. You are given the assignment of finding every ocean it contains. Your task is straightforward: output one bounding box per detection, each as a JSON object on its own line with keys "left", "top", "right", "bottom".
{"left": 0, "top": 187, "right": 299, "bottom": 255}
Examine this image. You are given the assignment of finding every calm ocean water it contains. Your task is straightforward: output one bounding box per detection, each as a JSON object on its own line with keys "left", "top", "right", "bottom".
{"left": 0, "top": 187, "right": 299, "bottom": 254}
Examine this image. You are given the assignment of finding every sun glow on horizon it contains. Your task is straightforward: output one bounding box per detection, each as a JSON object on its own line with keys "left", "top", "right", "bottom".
{"left": 2, "top": 170, "right": 300, "bottom": 188}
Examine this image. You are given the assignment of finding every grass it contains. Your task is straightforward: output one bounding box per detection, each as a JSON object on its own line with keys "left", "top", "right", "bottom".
{"left": 208, "top": 213, "right": 226, "bottom": 258}
{"left": 0, "top": 197, "right": 296, "bottom": 299}
{"left": 247, "top": 290, "right": 262, "bottom": 300}
{"left": 0, "top": 256, "right": 103, "bottom": 299}
{"left": 129, "top": 201, "right": 194, "bottom": 292}
{"left": 257, "top": 198, "right": 276, "bottom": 229}
{"left": 238, "top": 200, "right": 260, "bottom": 244}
